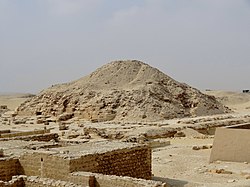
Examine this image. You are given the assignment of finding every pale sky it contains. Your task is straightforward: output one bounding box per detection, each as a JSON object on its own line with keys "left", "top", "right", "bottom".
{"left": 0, "top": 0, "right": 249, "bottom": 93}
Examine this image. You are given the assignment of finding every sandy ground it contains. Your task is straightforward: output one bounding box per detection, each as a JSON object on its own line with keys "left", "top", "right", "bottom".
{"left": 152, "top": 137, "right": 250, "bottom": 187}
{"left": 204, "top": 90, "right": 250, "bottom": 114}
{"left": 0, "top": 93, "right": 33, "bottom": 110}
{"left": 0, "top": 91, "right": 250, "bottom": 187}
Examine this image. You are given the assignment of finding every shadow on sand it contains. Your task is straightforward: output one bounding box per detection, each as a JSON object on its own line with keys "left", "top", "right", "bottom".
{"left": 153, "top": 176, "right": 189, "bottom": 187}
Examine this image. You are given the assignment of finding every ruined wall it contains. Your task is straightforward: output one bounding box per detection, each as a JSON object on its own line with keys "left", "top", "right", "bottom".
{"left": 69, "top": 146, "right": 151, "bottom": 179}
{"left": 70, "top": 172, "right": 166, "bottom": 187}
{"left": 24, "top": 176, "right": 82, "bottom": 187}
{"left": 0, "top": 133, "right": 58, "bottom": 142}
{"left": 68, "top": 172, "right": 94, "bottom": 186}
{"left": 94, "top": 173, "right": 166, "bottom": 187}
{"left": 0, "top": 130, "right": 50, "bottom": 138}
{"left": 0, "top": 158, "right": 21, "bottom": 181}
{"left": 210, "top": 127, "right": 250, "bottom": 162}
{"left": 0, "top": 130, "right": 11, "bottom": 134}
{"left": 19, "top": 152, "right": 70, "bottom": 180}
{"left": 19, "top": 145, "right": 151, "bottom": 182}
{"left": 0, "top": 175, "right": 85, "bottom": 187}
{"left": 0, "top": 173, "right": 166, "bottom": 187}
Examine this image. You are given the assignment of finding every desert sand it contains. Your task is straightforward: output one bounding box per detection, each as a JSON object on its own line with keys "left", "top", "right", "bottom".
{"left": 0, "top": 61, "right": 250, "bottom": 187}
{"left": 0, "top": 93, "right": 33, "bottom": 110}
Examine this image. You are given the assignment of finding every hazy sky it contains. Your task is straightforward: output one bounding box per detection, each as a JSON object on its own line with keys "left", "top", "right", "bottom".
{"left": 0, "top": 0, "right": 249, "bottom": 93}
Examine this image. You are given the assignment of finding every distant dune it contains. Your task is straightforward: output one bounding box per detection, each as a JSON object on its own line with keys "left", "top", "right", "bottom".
{"left": 204, "top": 90, "right": 250, "bottom": 113}
{"left": 0, "top": 93, "right": 34, "bottom": 110}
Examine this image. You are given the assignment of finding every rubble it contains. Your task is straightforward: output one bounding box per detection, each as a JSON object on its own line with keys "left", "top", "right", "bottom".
{"left": 17, "top": 60, "right": 230, "bottom": 122}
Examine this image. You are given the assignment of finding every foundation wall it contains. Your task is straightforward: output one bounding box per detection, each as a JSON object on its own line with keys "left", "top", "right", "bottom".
{"left": 94, "top": 173, "right": 166, "bottom": 187}
{"left": 69, "top": 146, "right": 151, "bottom": 179}
{"left": 70, "top": 172, "right": 166, "bottom": 187}
{"left": 0, "top": 158, "right": 21, "bottom": 181}
{"left": 210, "top": 127, "right": 250, "bottom": 162}
{"left": 24, "top": 176, "right": 82, "bottom": 187}
{"left": 0, "top": 173, "right": 167, "bottom": 187}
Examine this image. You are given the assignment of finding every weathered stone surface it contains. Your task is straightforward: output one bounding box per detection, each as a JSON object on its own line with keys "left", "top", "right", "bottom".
{"left": 174, "top": 131, "right": 186, "bottom": 137}
{"left": 17, "top": 60, "right": 230, "bottom": 122}
{"left": 209, "top": 169, "right": 233, "bottom": 174}
{"left": 192, "top": 145, "right": 212, "bottom": 150}
{"left": 59, "top": 122, "right": 69, "bottom": 131}
{"left": 0, "top": 132, "right": 59, "bottom": 142}
{"left": 58, "top": 113, "right": 74, "bottom": 121}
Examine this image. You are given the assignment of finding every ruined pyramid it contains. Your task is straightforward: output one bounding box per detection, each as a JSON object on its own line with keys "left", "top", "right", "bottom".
{"left": 17, "top": 60, "right": 230, "bottom": 122}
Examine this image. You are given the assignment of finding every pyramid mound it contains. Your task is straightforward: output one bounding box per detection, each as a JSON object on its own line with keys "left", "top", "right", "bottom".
{"left": 17, "top": 60, "right": 230, "bottom": 122}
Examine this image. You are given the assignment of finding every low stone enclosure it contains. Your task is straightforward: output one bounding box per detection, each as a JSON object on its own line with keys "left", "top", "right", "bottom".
{"left": 0, "top": 137, "right": 166, "bottom": 187}
{"left": 210, "top": 123, "right": 250, "bottom": 163}
{"left": 0, "top": 129, "right": 58, "bottom": 142}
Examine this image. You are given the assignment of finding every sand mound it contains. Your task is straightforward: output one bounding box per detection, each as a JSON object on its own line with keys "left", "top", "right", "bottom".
{"left": 17, "top": 60, "right": 230, "bottom": 122}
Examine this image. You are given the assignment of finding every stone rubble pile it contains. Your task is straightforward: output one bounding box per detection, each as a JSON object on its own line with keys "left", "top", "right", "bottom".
{"left": 17, "top": 60, "right": 230, "bottom": 122}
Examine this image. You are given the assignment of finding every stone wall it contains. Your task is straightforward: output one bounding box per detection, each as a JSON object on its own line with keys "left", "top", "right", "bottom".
{"left": 0, "top": 175, "right": 83, "bottom": 187}
{"left": 24, "top": 176, "right": 82, "bottom": 187}
{"left": 0, "top": 158, "right": 21, "bottom": 181}
{"left": 94, "top": 173, "right": 166, "bottom": 187}
{"left": 19, "top": 145, "right": 151, "bottom": 181}
{"left": 0, "top": 130, "right": 50, "bottom": 139}
{"left": 70, "top": 172, "right": 166, "bottom": 187}
{"left": 68, "top": 172, "right": 94, "bottom": 186}
{"left": 69, "top": 145, "right": 151, "bottom": 179}
{"left": 4, "top": 142, "right": 152, "bottom": 186}
{"left": 0, "top": 173, "right": 167, "bottom": 187}
{"left": 0, "top": 133, "right": 58, "bottom": 142}
{"left": 19, "top": 152, "right": 70, "bottom": 180}
{"left": 0, "top": 130, "right": 11, "bottom": 135}
{"left": 6, "top": 173, "right": 165, "bottom": 187}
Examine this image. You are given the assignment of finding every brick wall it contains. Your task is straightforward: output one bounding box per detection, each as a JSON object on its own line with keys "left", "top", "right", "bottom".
{"left": 69, "top": 145, "right": 151, "bottom": 179}
{"left": 19, "top": 145, "right": 151, "bottom": 181}
{"left": 19, "top": 152, "right": 70, "bottom": 180}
